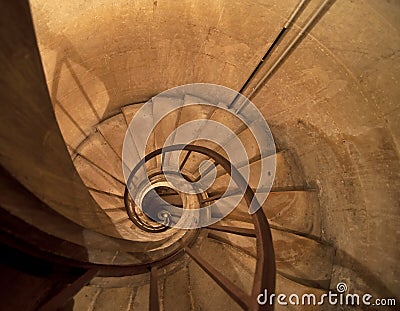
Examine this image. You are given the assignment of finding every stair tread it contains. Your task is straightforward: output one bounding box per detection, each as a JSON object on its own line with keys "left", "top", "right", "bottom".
{"left": 122, "top": 102, "right": 158, "bottom": 168}
{"left": 207, "top": 231, "right": 257, "bottom": 258}
{"left": 74, "top": 155, "right": 125, "bottom": 196}
{"left": 152, "top": 97, "right": 183, "bottom": 145}
{"left": 121, "top": 104, "right": 143, "bottom": 125}
{"left": 274, "top": 274, "right": 327, "bottom": 310}
{"left": 163, "top": 266, "right": 191, "bottom": 311}
{"left": 77, "top": 131, "right": 124, "bottom": 183}
{"left": 272, "top": 229, "right": 334, "bottom": 289}
{"left": 53, "top": 103, "right": 90, "bottom": 154}
{"left": 273, "top": 151, "right": 304, "bottom": 189}
{"left": 209, "top": 151, "right": 303, "bottom": 194}
{"left": 205, "top": 227, "right": 334, "bottom": 290}
{"left": 179, "top": 95, "right": 214, "bottom": 123}
{"left": 97, "top": 114, "right": 128, "bottom": 160}
{"left": 196, "top": 238, "right": 255, "bottom": 295}
{"left": 72, "top": 286, "right": 101, "bottom": 311}
{"left": 105, "top": 209, "right": 129, "bottom": 222}
{"left": 90, "top": 274, "right": 149, "bottom": 288}
{"left": 183, "top": 94, "right": 208, "bottom": 105}
{"left": 92, "top": 287, "right": 133, "bottom": 311}
{"left": 230, "top": 127, "right": 262, "bottom": 162}
{"left": 129, "top": 100, "right": 155, "bottom": 151}
{"left": 165, "top": 96, "right": 214, "bottom": 172}
{"left": 212, "top": 217, "right": 255, "bottom": 229}
{"left": 130, "top": 284, "right": 149, "bottom": 310}
{"left": 179, "top": 141, "right": 223, "bottom": 175}
{"left": 188, "top": 258, "right": 243, "bottom": 311}
{"left": 206, "top": 104, "right": 243, "bottom": 134}
{"left": 223, "top": 190, "right": 321, "bottom": 237}
{"left": 264, "top": 191, "right": 321, "bottom": 237}
{"left": 88, "top": 191, "right": 125, "bottom": 210}
{"left": 179, "top": 103, "right": 243, "bottom": 175}
{"left": 208, "top": 193, "right": 247, "bottom": 219}
{"left": 152, "top": 97, "right": 183, "bottom": 169}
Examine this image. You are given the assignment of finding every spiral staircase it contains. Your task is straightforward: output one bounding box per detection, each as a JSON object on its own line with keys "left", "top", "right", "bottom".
{"left": 4, "top": 1, "right": 399, "bottom": 310}
{"left": 62, "top": 90, "right": 336, "bottom": 310}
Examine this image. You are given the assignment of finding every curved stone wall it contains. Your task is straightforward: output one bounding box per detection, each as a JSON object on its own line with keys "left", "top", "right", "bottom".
{"left": 30, "top": 0, "right": 400, "bottom": 301}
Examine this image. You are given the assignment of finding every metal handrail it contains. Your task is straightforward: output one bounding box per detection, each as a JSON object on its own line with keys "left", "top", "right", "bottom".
{"left": 125, "top": 144, "right": 276, "bottom": 310}
{"left": 1, "top": 142, "right": 275, "bottom": 310}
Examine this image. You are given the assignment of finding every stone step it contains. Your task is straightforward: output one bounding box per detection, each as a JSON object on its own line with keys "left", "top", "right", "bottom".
{"left": 122, "top": 103, "right": 157, "bottom": 169}
{"left": 74, "top": 155, "right": 125, "bottom": 197}
{"left": 72, "top": 284, "right": 150, "bottom": 310}
{"left": 198, "top": 238, "right": 255, "bottom": 295}
{"left": 130, "top": 284, "right": 149, "bottom": 310}
{"left": 181, "top": 102, "right": 236, "bottom": 175}
{"left": 90, "top": 274, "right": 149, "bottom": 289}
{"left": 207, "top": 150, "right": 303, "bottom": 195}
{"left": 53, "top": 102, "right": 91, "bottom": 155}
{"left": 197, "top": 124, "right": 260, "bottom": 174}
{"left": 180, "top": 140, "right": 227, "bottom": 176}
{"left": 227, "top": 126, "right": 263, "bottom": 162}
{"left": 162, "top": 266, "right": 192, "bottom": 311}
{"left": 97, "top": 113, "right": 155, "bottom": 184}
{"left": 264, "top": 191, "right": 321, "bottom": 237}
{"left": 273, "top": 151, "right": 304, "bottom": 189}
{"left": 272, "top": 229, "right": 334, "bottom": 290}
{"left": 91, "top": 286, "right": 134, "bottom": 310}
{"left": 211, "top": 217, "right": 255, "bottom": 230}
{"left": 223, "top": 190, "right": 321, "bottom": 238}
{"left": 121, "top": 104, "right": 143, "bottom": 126}
{"left": 105, "top": 209, "right": 129, "bottom": 223}
{"left": 182, "top": 105, "right": 262, "bottom": 179}
{"left": 134, "top": 100, "right": 158, "bottom": 166}
{"left": 170, "top": 95, "right": 214, "bottom": 171}
{"left": 246, "top": 151, "right": 303, "bottom": 191}
{"left": 77, "top": 131, "right": 125, "bottom": 183}
{"left": 207, "top": 228, "right": 257, "bottom": 258}
{"left": 97, "top": 113, "right": 128, "bottom": 160}
{"left": 274, "top": 274, "right": 327, "bottom": 311}
{"left": 206, "top": 228, "right": 334, "bottom": 290}
{"left": 205, "top": 102, "right": 243, "bottom": 133}
{"left": 177, "top": 95, "right": 212, "bottom": 134}
{"left": 188, "top": 247, "right": 244, "bottom": 311}
{"left": 152, "top": 96, "right": 183, "bottom": 151}
{"left": 70, "top": 285, "right": 101, "bottom": 311}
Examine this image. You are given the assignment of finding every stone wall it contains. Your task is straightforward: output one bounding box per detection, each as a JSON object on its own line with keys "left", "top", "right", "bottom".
{"left": 29, "top": 0, "right": 400, "bottom": 302}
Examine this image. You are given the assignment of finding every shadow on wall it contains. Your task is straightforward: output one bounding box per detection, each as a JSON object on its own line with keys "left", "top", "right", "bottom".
{"left": 0, "top": 1, "right": 123, "bottom": 237}
{"left": 51, "top": 50, "right": 103, "bottom": 153}
{"left": 333, "top": 249, "right": 398, "bottom": 301}
{"left": 34, "top": 15, "right": 109, "bottom": 153}
{"left": 270, "top": 118, "right": 400, "bottom": 302}
{"left": 31, "top": 7, "right": 132, "bottom": 153}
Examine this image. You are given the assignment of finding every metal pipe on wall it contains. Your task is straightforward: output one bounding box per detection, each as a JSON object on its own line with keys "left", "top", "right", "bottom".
{"left": 229, "top": 0, "right": 309, "bottom": 109}
{"left": 236, "top": 0, "right": 333, "bottom": 114}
